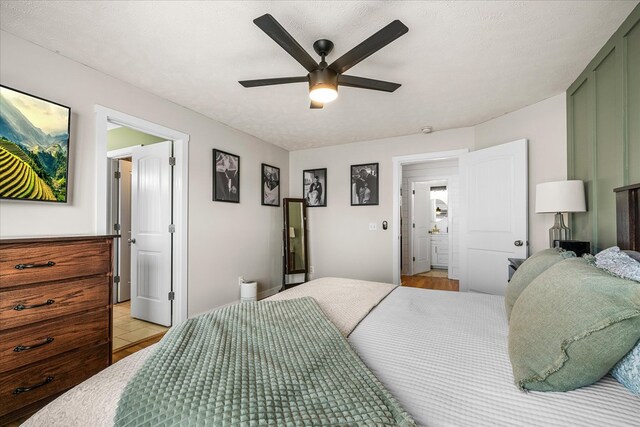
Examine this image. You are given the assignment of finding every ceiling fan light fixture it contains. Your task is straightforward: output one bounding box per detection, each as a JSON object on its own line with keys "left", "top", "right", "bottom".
{"left": 309, "top": 85, "right": 338, "bottom": 103}
{"left": 309, "top": 68, "right": 338, "bottom": 103}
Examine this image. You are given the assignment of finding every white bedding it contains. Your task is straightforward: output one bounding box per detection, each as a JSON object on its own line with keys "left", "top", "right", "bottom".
{"left": 24, "top": 345, "right": 154, "bottom": 427}
{"left": 348, "top": 287, "right": 640, "bottom": 426}
{"left": 25, "top": 284, "right": 639, "bottom": 426}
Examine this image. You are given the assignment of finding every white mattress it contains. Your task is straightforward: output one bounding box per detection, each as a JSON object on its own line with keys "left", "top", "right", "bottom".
{"left": 348, "top": 287, "right": 640, "bottom": 426}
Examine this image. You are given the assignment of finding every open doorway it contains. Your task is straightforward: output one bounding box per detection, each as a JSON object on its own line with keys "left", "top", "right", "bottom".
{"left": 392, "top": 149, "right": 468, "bottom": 286}
{"left": 107, "top": 124, "right": 171, "bottom": 353}
{"left": 393, "top": 140, "right": 528, "bottom": 293}
{"left": 95, "top": 106, "right": 189, "bottom": 361}
{"left": 400, "top": 161, "right": 459, "bottom": 291}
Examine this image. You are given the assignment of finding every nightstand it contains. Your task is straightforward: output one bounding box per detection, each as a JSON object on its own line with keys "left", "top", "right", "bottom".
{"left": 508, "top": 258, "right": 526, "bottom": 282}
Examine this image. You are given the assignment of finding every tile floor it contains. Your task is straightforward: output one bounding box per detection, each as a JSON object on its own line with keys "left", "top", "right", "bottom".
{"left": 112, "top": 301, "right": 169, "bottom": 350}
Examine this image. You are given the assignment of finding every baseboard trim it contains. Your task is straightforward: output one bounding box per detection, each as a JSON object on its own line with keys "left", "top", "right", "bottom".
{"left": 258, "top": 286, "right": 281, "bottom": 300}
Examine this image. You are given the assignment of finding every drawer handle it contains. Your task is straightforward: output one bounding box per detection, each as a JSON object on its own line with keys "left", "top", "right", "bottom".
{"left": 15, "top": 261, "right": 56, "bottom": 270}
{"left": 14, "top": 299, "right": 55, "bottom": 311}
{"left": 14, "top": 337, "right": 54, "bottom": 352}
{"left": 13, "top": 376, "right": 54, "bottom": 395}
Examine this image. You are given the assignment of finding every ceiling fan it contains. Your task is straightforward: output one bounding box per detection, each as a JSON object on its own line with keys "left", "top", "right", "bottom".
{"left": 239, "top": 14, "right": 409, "bottom": 109}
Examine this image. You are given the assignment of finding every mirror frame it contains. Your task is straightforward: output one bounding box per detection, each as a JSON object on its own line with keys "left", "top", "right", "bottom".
{"left": 283, "top": 198, "right": 309, "bottom": 275}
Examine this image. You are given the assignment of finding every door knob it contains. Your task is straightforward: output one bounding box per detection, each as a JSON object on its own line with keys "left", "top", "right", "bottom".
{"left": 128, "top": 238, "right": 136, "bottom": 244}
{"left": 514, "top": 240, "right": 523, "bottom": 247}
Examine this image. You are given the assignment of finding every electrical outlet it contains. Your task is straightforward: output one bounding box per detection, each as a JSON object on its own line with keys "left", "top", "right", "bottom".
{"left": 309, "top": 266, "right": 314, "bottom": 274}
{"left": 369, "top": 222, "right": 377, "bottom": 231}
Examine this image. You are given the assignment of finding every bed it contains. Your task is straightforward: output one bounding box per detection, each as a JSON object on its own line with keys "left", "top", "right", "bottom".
{"left": 21, "top": 283, "right": 639, "bottom": 426}
{"left": 21, "top": 186, "right": 640, "bottom": 426}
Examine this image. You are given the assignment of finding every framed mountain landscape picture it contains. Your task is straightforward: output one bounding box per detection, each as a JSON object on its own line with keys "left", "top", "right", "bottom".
{"left": 0, "top": 86, "right": 70, "bottom": 202}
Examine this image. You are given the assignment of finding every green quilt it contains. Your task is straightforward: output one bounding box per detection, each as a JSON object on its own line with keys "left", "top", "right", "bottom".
{"left": 114, "top": 297, "right": 415, "bottom": 426}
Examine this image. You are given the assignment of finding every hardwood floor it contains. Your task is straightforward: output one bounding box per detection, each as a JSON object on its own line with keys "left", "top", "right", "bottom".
{"left": 401, "top": 273, "right": 459, "bottom": 291}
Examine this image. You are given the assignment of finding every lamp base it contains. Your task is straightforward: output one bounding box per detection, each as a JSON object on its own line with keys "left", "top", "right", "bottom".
{"left": 549, "top": 212, "right": 571, "bottom": 248}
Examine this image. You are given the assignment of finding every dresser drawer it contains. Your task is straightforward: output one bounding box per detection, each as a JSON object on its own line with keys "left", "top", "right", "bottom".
{"left": 0, "top": 239, "right": 112, "bottom": 288}
{"left": 0, "top": 276, "right": 109, "bottom": 330}
{"left": 0, "top": 343, "right": 109, "bottom": 417}
{"left": 0, "top": 308, "right": 109, "bottom": 373}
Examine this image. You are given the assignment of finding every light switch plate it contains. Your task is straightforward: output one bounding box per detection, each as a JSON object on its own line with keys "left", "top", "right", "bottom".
{"left": 369, "top": 222, "right": 377, "bottom": 231}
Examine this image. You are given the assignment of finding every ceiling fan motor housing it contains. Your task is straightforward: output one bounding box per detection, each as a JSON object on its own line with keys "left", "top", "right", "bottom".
{"left": 309, "top": 67, "right": 338, "bottom": 93}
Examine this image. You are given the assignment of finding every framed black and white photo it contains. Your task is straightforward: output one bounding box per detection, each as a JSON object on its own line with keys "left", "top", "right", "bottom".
{"left": 351, "top": 163, "right": 379, "bottom": 206}
{"left": 303, "top": 168, "right": 327, "bottom": 207}
{"left": 213, "top": 149, "right": 240, "bottom": 203}
{"left": 262, "top": 163, "right": 280, "bottom": 206}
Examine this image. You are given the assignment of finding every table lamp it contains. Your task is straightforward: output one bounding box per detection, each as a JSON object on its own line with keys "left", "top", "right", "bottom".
{"left": 535, "top": 180, "right": 586, "bottom": 247}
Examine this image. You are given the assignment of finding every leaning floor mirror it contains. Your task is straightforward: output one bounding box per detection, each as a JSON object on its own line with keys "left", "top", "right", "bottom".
{"left": 283, "top": 198, "right": 309, "bottom": 289}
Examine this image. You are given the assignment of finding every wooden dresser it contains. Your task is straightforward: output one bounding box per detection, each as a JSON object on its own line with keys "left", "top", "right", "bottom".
{"left": 0, "top": 235, "right": 115, "bottom": 424}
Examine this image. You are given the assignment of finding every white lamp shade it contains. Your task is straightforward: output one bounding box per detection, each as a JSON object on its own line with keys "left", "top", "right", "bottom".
{"left": 535, "top": 180, "right": 586, "bottom": 213}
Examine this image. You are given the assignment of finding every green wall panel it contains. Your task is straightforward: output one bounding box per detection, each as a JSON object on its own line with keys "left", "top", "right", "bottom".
{"left": 567, "top": 4, "right": 640, "bottom": 252}
{"left": 570, "top": 81, "right": 593, "bottom": 243}
{"left": 595, "top": 48, "right": 623, "bottom": 250}
{"left": 628, "top": 21, "right": 640, "bottom": 184}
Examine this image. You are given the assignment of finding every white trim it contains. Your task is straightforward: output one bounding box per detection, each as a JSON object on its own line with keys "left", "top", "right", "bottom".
{"left": 107, "top": 145, "right": 142, "bottom": 159}
{"left": 392, "top": 149, "right": 468, "bottom": 285}
{"left": 257, "top": 286, "right": 281, "bottom": 301}
{"left": 95, "top": 105, "right": 189, "bottom": 325}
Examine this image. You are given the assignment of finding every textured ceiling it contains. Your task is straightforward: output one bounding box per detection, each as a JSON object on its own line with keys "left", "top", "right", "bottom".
{"left": 0, "top": 1, "right": 637, "bottom": 151}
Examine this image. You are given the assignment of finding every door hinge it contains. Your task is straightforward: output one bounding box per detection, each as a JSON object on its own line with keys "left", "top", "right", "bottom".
{"left": 412, "top": 190, "right": 415, "bottom": 195}
{"left": 114, "top": 275, "right": 120, "bottom": 284}
{"left": 168, "top": 291, "right": 175, "bottom": 301}
{"left": 114, "top": 171, "right": 121, "bottom": 179}
{"left": 169, "top": 156, "right": 176, "bottom": 166}
{"left": 114, "top": 223, "right": 121, "bottom": 232}
{"left": 413, "top": 257, "right": 415, "bottom": 262}
{"left": 412, "top": 223, "right": 415, "bottom": 228}
{"left": 168, "top": 224, "right": 176, "bottom": 233}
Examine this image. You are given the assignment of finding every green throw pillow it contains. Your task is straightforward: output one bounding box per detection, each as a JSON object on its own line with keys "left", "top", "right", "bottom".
{"left": 509, "top": 258, "right": 640, "bottom": 392}
{"left": 505, "top": 248, "right": 576, "bottom": 321}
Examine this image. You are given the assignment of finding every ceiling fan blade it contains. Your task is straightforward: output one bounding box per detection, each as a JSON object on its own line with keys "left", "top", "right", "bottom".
{"left": 338, "top": 75, "right": 401, "bottom": 92}
{"left": 239, "top": 76, "right": 307, "bottom": 88}
{"left": 310, "top": 100, "right": 324, "bottom": 109}
{"left": 329, "top": 20, "right": 408, "bottom": 74}
{"left": 253, "top": 14, "right": 319, "bottom": 72}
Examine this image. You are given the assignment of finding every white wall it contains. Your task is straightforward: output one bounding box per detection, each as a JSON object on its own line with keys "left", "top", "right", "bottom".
{"left": 0, "top": 31, "right": 288, "bottom": 316}
{"left": 474, "top": 93, "right": 567, "bottom": 254}
{"left": 291, "top": 94, "right": 567, "bottom": 282}
{"left": 289, "top": 128, "right": 475, "bottom": 283}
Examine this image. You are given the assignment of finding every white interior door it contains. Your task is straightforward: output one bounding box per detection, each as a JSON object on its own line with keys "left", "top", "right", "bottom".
{"left": 118, "top": 160, "right": 132, "bottom": 302}
{"left": 459, "top": 139, "right": 527, "bottom": 295}
{"left": 131, "top": 141, "right": 173, "bottom": 326}
{"left": 412, "top": 182, "right": 431, "bottom": 274}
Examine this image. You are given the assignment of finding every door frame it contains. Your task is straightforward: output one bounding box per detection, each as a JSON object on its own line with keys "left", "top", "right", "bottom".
{"left": 392, "top": 149, "right": 468, "bottom": 285}
{"left": 95, "top": 106, "right": 189, "bottom": 325}
{"left": 107, "top": 146, "right": 141, "bottom": 304}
